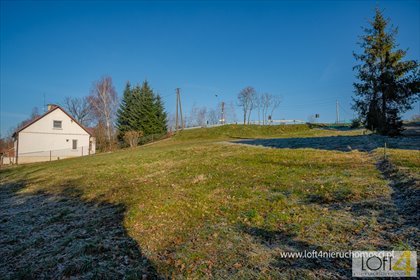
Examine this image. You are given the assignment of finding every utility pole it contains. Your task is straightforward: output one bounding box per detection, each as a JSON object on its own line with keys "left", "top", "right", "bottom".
{"left": 175, "top": 88, "right": 179, "bottom": 131}
{"left": 175, "top": 88, "right": 184, "bottom": 131}
{"left": 336, "top": 100, "right": 340, "bottom": 124}
{"left": 221, "top": 101, "right": 225, "bottom": 125}
{"left": 179, "top": 90, "right": 184, "bottom": 130}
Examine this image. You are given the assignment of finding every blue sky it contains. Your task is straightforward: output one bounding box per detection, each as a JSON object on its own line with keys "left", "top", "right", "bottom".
{"left": 1, "top": 0, "right": 419, "bottom": 136}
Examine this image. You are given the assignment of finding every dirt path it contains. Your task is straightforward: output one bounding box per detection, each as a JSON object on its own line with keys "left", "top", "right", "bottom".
{"left": 375, "top": 158, "right": 420, "bottom": 249}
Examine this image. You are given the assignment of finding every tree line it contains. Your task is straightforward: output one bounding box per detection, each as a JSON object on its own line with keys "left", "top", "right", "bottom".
{"left": 70, "top": 77, "right": 167, "bottom": 150}
{"left": 2, "top": 77, "right": 168, "bottom": 152}
{"left": 176, "top": 88, "right": 282, "bottom": 129}
{"left": 238, "top": 87, "right": 282, "bottom": 125}
{"left": 2, "top": 77, "right": 283, "bottom": 155}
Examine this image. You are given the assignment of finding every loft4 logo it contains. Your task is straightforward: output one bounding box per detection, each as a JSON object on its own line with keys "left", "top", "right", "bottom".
{"left": 392, "top": 251, "right": 416, "bottom": 276}
{"left": 352, "top": 251, "right": 417, "bottom": 277}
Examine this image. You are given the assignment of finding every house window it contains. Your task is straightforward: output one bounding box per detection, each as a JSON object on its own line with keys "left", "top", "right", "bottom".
{"left": 53, "top": 120, "right": 62, "bottom": 129}
{"left": 72, "top": 140, "right": 77, "bottom": 150}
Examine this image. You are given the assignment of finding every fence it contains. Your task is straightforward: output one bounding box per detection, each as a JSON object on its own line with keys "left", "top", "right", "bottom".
{"left": 0, "top": 156, "right": 15, "bottom": 166}
{"left": 138, "top": 133, "right": 168, "bottom": 145}
{"left": 2, "top": 146, "right": 92, "bottom": 165}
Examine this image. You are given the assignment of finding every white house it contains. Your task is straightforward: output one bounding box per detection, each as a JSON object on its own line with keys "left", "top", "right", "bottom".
{"left": 13, "top": 104, "right": 96, "bottom": 164}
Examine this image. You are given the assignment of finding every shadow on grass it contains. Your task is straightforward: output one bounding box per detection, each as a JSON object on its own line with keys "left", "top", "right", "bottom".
{"left": 322, "top": 160, "right": 420, "bottom": 250}
{"left": 240, "top": 225, "right": 351, "bottom": 278}
{"left": 0, "top": 181, "right": 160, "bottom": 279}
{"left": 233, "top": 135, "right": 420, "bottom": 152}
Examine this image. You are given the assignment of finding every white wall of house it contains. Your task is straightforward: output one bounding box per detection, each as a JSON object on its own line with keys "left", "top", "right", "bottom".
{"left": 15, "top": 108, "right": 95, "bottom": 164}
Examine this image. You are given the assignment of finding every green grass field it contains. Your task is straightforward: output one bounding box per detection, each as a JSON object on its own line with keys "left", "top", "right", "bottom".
{"left": 383, "top": 149, "right": 420, "bottom": 179}
{"left": 1, "top": 124, "right": 418, "bottom": 279}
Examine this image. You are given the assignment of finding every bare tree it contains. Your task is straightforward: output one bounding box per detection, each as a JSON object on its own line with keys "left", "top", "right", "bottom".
{"left": 189, "top": 104, "right": 207, "bottom": 127}
{"left": 167, "top": 113, "right": 176, "bottom": 132}
{"left": 260, "top": 93, "right": 272, "bottom": 125}
{"left": 88, "top": 76, "right": 118, "bottom": 149}
{"left": 254, "top": 92, "right": 262, "bottom": 124}
{"left": 238, "top": 86, "right": 256, "bottom": 125}
{"left": 63, "top": 96, "right": 91, "bottom": 126}
{"left": 30, "top": 107, "right": 40, "bottom": 120}
{"left": 197, "top": 107, "right": 207, "bottom": 127}
{"left": 207, "top": 108, "right": 219, "bottom": 125}
{"left": 226, "top": 101, "right": 238, "bottom": 124}
{"left": 269, "top": 95, "right": 282, "bottom": 122}
{"left": 188, "top": 105, "right": 198, "bottom": 127}
{"left": 259, "top": 93, "right": 282, "bottom": 124}
{"left": 0, "top": 135, "right": 14, "bottom": 159}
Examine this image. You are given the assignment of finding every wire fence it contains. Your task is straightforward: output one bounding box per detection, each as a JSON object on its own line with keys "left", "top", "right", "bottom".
{"left": 1, "top": 146, "right": 92, "bottom": 165}
{"left": 138, "top": 133, "right": 168, "bottom": 145}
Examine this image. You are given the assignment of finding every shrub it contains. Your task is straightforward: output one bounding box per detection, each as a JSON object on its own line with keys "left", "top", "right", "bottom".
{"left": 350, "top": 118, "right": 362, "bottom": 129}
{"left": 123, "top": 131, "right": 143, "bottom": 148}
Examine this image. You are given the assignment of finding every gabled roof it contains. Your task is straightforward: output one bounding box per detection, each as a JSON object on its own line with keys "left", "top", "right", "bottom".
{"left": 85, "top": 127, "right": 95, "bottom": 136}
{"left": 13, "top": 105, "right": 93, "bottom": 138}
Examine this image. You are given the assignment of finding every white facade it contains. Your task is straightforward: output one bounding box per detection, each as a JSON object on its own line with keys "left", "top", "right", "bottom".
{"left": 14, "top": 106, "right": 95, "bottom": 164}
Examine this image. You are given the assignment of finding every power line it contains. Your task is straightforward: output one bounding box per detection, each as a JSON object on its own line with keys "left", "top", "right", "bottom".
{"left": 277, "top": 101, "right": 335, "bottom": 108}
{"left": 338, "top": 103, "right": 354, "bottom": 119}
{"left": 160, "top": 92, "right": 176, "bottom": 99}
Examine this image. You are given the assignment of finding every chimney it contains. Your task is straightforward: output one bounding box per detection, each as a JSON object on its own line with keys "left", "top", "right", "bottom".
{"left": 47, "top": 104, "right": 57, "bottom": 111}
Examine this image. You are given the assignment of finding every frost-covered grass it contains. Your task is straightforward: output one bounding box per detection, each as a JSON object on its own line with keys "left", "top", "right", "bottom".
{"left": 381, "top": 149, "right": 420, "bottom": 179}
{"left": 1, "top": 125, "right": 417, "bottom": 279}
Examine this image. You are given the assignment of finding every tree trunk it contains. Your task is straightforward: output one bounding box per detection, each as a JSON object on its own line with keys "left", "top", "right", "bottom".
{"left": 258, "top": 107, "right": 260, "bottom": 125}
{"left": 382, "top": 91, "right": 387, "bottom": 134}
{"left": 106, "top": 119, "right": 111, "bottom": 148}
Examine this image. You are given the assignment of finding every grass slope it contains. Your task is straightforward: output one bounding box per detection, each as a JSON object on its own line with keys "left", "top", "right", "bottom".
{"left": 0, "top": 125, "right": 417, "bottom": 279}
{"left": 173, "top": 124, "right": 365, "bottom": 141}
{"left": 383, "top": 149, "right": 420, "bottom": 179}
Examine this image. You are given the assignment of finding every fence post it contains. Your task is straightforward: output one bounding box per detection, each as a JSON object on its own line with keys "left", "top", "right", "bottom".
{"left": 82, "top": 146, "right": 83, "bottom": 156}
{"left": 50, "top": 150, "right": 52, "bottom": 161}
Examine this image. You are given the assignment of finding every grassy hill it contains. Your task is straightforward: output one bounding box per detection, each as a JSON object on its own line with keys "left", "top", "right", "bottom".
{"left": 1, "top": 125, "right": 418, "bottom": 279}
{"left": 173, "top": 124, "right": 364, "bottom": 141}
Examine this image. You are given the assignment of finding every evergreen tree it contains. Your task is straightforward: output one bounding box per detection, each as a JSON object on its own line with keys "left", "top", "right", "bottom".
{"left": 128, "top": 84, "right": 143, "bottom": 132}
{"left": 154, "top": 94, "right": 168, "bottom": 134}
{"left": 129, "top": 81, "right": 168, "bottom": 136}
{"left": 353, "top": 8, "right": 419, "bottom": 135}
{"left": 131, "top": 81, "right": 154, "bottom": 135}
{"left": 116, "top": 80, "right": 168, "bottom": 142}
{"left": 116, "top": 82, "right": 133, "bottom": 140}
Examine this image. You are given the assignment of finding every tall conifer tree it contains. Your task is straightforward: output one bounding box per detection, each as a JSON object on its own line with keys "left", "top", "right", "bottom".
{"left": 154, "top": 94, "right": 168, "bottom": 133}
{"left": 116, "top": 82, "right": 133, "bottom": 140}
{"left": 353, "top": 8, "right": 419, "bottom": 135}
{"left": 118, "top": 80, "right": 168, "bottom": 138}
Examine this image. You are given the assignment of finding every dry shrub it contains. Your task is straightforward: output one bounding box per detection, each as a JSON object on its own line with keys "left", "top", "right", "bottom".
{"left": 123, "top": 131, "right": 143, "bottom": 148}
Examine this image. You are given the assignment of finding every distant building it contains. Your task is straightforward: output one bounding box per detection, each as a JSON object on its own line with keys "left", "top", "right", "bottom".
{"left": 12, "top": 104, "right": 95, "bottom": 164}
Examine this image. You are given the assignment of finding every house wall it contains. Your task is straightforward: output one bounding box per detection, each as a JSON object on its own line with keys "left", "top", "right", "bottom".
{"left": 16, "top": 108, "right": 95, "bottom": 164}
